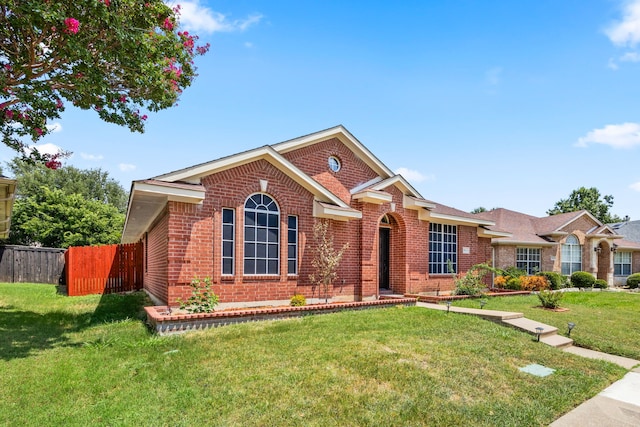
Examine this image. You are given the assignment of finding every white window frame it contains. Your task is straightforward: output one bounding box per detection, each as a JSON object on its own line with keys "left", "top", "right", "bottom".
{"left": 429, "top": 223, "right": 457, "bottom": 274}
{"left": 287, "top": 215, "right": 298, "bottom": 275}
{"left": 561, "top": 235, "right": 582, "bottom": 275}
{"left": 614, "top": 251, "right": 632, "bottom": 276}
{"left": 221, "top": 208, "right": 235, "bottom": 275}
{"left": 243, "top": 193, "right": 280, "bottom": 275}
{"left": 516, "top": 247, "right": 541, "bottom": 275}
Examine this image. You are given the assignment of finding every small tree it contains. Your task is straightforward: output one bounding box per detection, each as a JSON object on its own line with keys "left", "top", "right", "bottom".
{"left": 309, "top": 220, "right": 349, "bottom": 303}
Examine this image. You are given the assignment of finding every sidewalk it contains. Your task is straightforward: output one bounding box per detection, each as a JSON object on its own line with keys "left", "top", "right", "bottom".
{"left": 416, "top": 301, "right": 640, "bottom": 426}
{"left": 550, "top": 368, "right": 640, "bottom": 426}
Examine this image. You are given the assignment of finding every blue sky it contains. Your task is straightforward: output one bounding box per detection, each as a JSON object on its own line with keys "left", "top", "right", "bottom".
{"left": 7, "top": 0, "right": 640, "bottom": 219}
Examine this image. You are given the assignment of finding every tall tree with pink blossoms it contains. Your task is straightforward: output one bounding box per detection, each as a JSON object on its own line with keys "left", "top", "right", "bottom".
{"left": 0, "top": 0, "right": 209, "bottom": 166}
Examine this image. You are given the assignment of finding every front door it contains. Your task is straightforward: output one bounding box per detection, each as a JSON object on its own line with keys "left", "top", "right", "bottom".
{"left": 379, "top": 228, "right": 390, "bottom": 290}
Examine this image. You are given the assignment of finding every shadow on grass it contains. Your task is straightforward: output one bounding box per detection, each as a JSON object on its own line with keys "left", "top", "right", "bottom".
{"left": 0, "top": 291, "right": 150, "bottom": 361}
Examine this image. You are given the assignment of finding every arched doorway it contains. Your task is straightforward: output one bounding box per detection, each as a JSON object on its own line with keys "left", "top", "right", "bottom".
{"left": 378, "top": 213, "right": 406, "bottom": 294}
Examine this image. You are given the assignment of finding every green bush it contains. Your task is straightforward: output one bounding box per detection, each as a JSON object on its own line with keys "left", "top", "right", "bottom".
{"left": 177, "top": 277, "right": 219, "bottom": 313}
{"left": 290, "top": 294, "right": 307, "bottom": 306}
{"left": 627, "top": 273, "right": 640, "bottom": 289}
{"left": 498, "top": 266, "right": 526, "bottom": 278}
{"left": 570, "top": 271, "right": 596, "bottom": 288}
{"left": 505, "top": 277, "right": 522, "bottom": 290}
{"left": 594, "top": 279, "right": 608, "bottom": 289}
{"left": 453, "top": 263, "right": 492, "bottom": 296}
{"left": 537, "top": 290, "right": 563, "bottom": 309}
{"left": 538, "top": 272, "right": 566, "bottom": 290}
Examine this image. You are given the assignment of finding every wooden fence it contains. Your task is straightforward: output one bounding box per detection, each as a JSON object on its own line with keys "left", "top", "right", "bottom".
{"left": 65, "top": 243, "right": 143, "bottom": 296}
{"left": 0, "top": 245, "right": 65, "bottom": 284}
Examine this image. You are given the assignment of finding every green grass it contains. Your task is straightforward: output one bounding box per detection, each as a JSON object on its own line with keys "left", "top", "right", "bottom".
{"left": 0, "top": 284, "right": 628, "bottom": 426}
{"left": 455, "top": 291, "right": 640, "bottom": 360}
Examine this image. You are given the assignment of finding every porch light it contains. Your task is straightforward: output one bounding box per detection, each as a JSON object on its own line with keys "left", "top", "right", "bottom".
{"left": 445, "top": 300, "right": 452, "bottom": 314}
{"left": 535, "top": 327, "right": 544, "bottom": 342}
{"left": 611, "top": 244, "right": 618, "bottom": 253}
{"left": 594, "top": 247, "right": 601, "bottom": 253}
{"left": 567, "top": 322, "right": 576, "bottom": 337}
{"left": 480, "top": 299, "right": 487, "bottom": 309}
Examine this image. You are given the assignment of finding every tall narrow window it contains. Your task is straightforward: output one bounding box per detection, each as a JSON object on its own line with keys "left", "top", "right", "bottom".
{"left": 516, "top": 247, "right": 541, "bottom": 275}
{"left": 561, "top": 235, "right": 582, "bottom": 275}
{"left": 614, "top": 252, "right": 632, "bottom": 276}
{"left": 287, "top": 216, "right": 298, "bottom": 275}
{"left": 429, "top": 223, "right": 457, "bottom": 274}
{"left": 222, "top": 208, "right": 235, "bottom": 275}
{"left": 244, "top": 194, "right": 279, "bottom": 275}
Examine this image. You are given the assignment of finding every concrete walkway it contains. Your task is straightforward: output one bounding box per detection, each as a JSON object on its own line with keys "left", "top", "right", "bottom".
{"left": 416, "top": 301, "right": 640, "bottom": 426}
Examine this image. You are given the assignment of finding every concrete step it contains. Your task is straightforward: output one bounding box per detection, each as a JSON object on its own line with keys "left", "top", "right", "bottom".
{"left": 540, "top": 334, "right": 574, "bottom": 349}
{"left": 564, "top": 346, "right": 640, "bottom": 370}
{"left": 416, "top": 302, "right": 523, "bottom": 320}
{"left": 503, "top": 317, "right": 558, "bottom": 336}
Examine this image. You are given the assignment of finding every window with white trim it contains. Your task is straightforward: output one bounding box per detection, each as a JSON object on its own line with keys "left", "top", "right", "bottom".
{"left": 614, "top": 251, "right": 632, "bottom": 276}
{"left": 221, "top": 208, "right": 234, "bottom": 275}
{"left": 244, "top": 194, "right": 279, "bottom": 275}
{"left": 287, "top": 216, "right": 298, "bottom": 275}
{"left": 516, "top": 247, "right": 541, "bottom": 275}
{"left": 429, "top": 223, "right": 457, "bottom": 274}
{"left": 561, "top": 235, "right": 582, "bottom": 275}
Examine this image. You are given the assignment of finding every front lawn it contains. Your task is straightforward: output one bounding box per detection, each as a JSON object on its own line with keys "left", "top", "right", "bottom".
{"left": 455, "top": 291, "right": 640, "bottom": 360}
{"left": 0, "top": 284, "right": 627, "bottom": 426}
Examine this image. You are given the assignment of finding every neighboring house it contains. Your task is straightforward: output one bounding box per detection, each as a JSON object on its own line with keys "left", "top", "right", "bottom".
{"left": 0, "top": 175, "right": 17, "bottom": 239}
{"left": 474, "top": 208, "right": 640, "bottom": 286}
{"left": 122, "top": 126, "right": 504, "bottom": 307}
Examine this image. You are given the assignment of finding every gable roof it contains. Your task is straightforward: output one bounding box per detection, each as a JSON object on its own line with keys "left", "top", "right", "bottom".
{"left": 272, "top": 125, "right": 395, "bottom": 178}
{"left": 610, "top": 220, "right": 640, "bottom": 244}
{"left": 474, "top": 208, "right": 625, "bottom": 246}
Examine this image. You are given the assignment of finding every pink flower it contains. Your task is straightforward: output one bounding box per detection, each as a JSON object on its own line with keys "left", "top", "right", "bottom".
{"left": 163, "top": 18, "right": 174, "bottom": 31}
{"left": 141, "top": 114, "right": 148, "bottom": 121}
{"left": 35, "top": 128, "right": 43, "bottom": 136}
{"left": 119, "top": 95, "right": 127, "bottom": 103}
{"left": 101, "top": 0, "right": 110, "bottom": 6}
{"left": 64, "top": 18, "right": 80, "bottom": 35}
{"left": 4, "top": 109, "right": 13, "bottom": 120}
{"left": 55, "top": 99, "right": 63, "bottom": 109}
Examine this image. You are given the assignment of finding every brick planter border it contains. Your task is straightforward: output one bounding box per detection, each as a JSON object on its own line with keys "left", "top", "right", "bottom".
{"left": 407, "top": 289, "right": 531, "bottom": 303}
{"left": 145, "top": 298, "right": 417, "bottom": 335}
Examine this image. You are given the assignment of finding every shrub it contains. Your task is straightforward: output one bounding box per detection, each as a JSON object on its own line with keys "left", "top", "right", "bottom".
{"left": 594, "top": 279, "right": 608, "bottom": 289}
{"left": 177, "top": 277, "right": 219, "bottom": 313}
{"left": 453, "top": 263, "right": 492, "bottom": 296}
{"left": 520, "top": 275, "right": 549, "bottom": 291}
{"left": 537, "top": 290, "right": 563, "bottom": 309}
{"left": 571, "top": 271, "right": 596, "bottom": 288}
{"left": 493, "top": 276, "right": 507, "bottom": 288}
{"left": 499, "top": 266, "right": 526, "bottom": 278}
{"left": 505, "top": 277, "right": 522, "bottom": 290}
{"left": 538, "top": 271, "right": 566, "bottom": 290}
{"left": 290, "top": 294, "right": 307, "bottom": 306}
{"left": 627, "top": 273, "right": 640, "bottom": 289}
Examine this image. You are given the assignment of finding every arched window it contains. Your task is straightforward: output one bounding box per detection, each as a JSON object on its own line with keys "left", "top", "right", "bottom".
{"left": 561, "top": 235, "right": 582, "bottom": 275}
{"left": 244, "top": 193, "right": 279, "bottom": 275}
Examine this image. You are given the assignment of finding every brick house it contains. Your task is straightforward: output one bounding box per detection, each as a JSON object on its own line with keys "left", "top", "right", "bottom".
{"left": 473, "top": 208, "right": 640, "bottom": 286}
{"left": 122, "top": 126, "right": 504, "bottom": 307}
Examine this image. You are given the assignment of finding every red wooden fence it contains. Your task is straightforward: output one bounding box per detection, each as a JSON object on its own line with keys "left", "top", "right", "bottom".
{"left": 65, "top": 243, "right": 143, "bottom": 296}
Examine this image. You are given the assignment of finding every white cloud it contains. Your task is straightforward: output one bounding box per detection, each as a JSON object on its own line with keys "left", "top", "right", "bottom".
{"left": 46, "top": 122, "right": 62, "bottom": 133}
{"left": 485, "top": 67, "right": 503, "bottom": 86}
{"left": 630, "top": 182, "right": 640, "bottom": 191}
{"left": 620, "top": 50, "right": 640, "bottom": 61}
{"left": 244, "top": 42, "right": 254, "bottom": 48}
{"left": 167, "top": 1, "right": 263, "bottom": 34}
{"left": 607, "top": 57, "right": 619, "bottom": 69}
{"left": 395, "top": 167, "right": 434, "bottom": 183}
{"left": 26, "top": 142, "right": 62, "bottom": 156}
{"left": 119, "top": 163, "right": 136, "bottom": 172}
{"left": 80, "top": 153, "right": 104, "bottom": 161}
{"left": 576, "top": 122, "right": 640, "bottom": 149}
{"left": 605, "top": 0, "right": 640, "bottom": 47}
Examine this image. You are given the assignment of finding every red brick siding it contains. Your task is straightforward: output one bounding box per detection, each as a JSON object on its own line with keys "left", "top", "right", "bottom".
{"left": 281, "top": 138, "right": 380, "bottom": 205}
{"left": 144, "top": 209, "right": 169, "bottom": 303}
{"left": 560, "top": 216, "right": 598, "bottom": 234}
